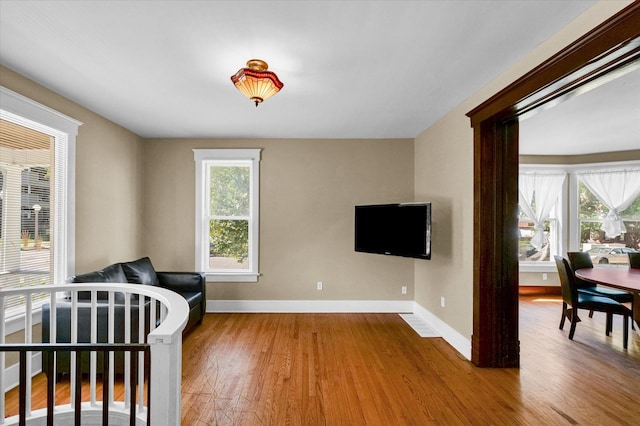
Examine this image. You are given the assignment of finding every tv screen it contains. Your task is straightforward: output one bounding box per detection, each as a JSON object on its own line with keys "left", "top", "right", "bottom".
{"left": 354, "top": 203, "right": 431, "bottom": 260}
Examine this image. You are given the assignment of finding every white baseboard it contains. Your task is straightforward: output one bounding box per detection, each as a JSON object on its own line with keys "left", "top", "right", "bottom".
{"left": 206, "top": 299, "right": 471, "bottom": 360}
{"left": 3, "top": 352, "right": 42, "bottom": 392}
{"left": 207, "top": 299, "right": 414, "bottom": 313}
{"left": 412, "top": 302, "right": 472, "bottom": 360}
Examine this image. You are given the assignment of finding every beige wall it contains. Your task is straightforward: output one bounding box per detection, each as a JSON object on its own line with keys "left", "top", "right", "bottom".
{"left": 520, "top": 271, "right": 562, "bottom": 288}
{"left": 413, "top": 1, "right": 632, "bottom": 339}
{"left": 0, "top": 65, "right": 145, "bottom": 273}
{"left": 3, "top": 326, "right": 42, "bottom": 368}
{"left": 143, "top": 138, "right": 416, "bottom": 301}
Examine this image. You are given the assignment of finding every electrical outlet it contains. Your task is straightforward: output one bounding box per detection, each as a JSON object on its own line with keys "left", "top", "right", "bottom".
{"left": 440, "top": 296, "right": 445, "bottom": 308}
{"left": 317, "top": 281, "right": 323, "bottom": 290}
{"left": 401, "top": 285, "right": 407, "bottom": 294}
{"left": 542, "top": 273, "right": 548, "bottom": 281}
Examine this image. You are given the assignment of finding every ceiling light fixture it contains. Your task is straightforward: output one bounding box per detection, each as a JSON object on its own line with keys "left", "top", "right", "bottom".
{"left": 231, "top": 59, "right": 284, "bottom": 107}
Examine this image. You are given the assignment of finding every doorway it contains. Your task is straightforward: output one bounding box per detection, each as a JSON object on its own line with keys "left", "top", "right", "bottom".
{"left": 466, "top": 3, "right": 640, "bottom": 367}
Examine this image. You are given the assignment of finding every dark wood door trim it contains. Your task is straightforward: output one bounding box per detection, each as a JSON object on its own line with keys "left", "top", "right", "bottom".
{"left": 466, "top": 3, "right": 640, "bottom": 368}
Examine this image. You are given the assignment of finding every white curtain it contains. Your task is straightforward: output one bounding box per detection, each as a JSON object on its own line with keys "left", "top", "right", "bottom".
{"left": 578, "top": 169, "right": 640, "bottom": 238}
{"left": 519, "top": 173, "right": 566, "bottom": 250}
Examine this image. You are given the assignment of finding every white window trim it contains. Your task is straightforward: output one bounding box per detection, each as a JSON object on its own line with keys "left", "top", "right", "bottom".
{"left": 1, "top": 86, "right": 81, "bottom": 331}
{"left": 193, "top": 149, "right": 261, "bottom": 282}
{"left": 519, "top": 160, "right": 640, "bottom": 273}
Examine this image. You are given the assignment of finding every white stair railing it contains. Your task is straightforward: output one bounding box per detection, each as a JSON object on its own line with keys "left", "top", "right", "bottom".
{"left": 0, "top": 283, "right": 189, "bottom": 426}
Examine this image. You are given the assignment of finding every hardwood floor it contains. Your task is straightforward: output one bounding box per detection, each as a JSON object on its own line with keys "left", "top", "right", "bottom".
{"left": 4, "top": 296, "right": 640, "bottom": 424}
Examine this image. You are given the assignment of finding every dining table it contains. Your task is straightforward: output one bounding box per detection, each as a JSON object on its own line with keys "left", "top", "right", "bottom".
{"left": 575, "top": 267, "right": 640, "bottom": 331}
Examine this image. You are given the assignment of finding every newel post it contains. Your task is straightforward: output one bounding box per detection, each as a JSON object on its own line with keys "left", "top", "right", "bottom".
{"left": 149, "top": 335, "right": 183, "bottom": 425}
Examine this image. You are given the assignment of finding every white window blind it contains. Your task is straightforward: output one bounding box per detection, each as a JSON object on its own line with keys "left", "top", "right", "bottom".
{"left": 1, "top": 86, "right": 80, "bottom": 317}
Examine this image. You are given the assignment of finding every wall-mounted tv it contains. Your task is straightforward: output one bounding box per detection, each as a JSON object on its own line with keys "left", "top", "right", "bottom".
{"left": 354, "top": 203, "right": 431, "bottom": 260}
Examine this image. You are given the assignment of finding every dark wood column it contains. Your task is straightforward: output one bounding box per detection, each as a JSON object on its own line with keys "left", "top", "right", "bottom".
{"left": 471, "top": 118, "right": 520, "bottom": 367}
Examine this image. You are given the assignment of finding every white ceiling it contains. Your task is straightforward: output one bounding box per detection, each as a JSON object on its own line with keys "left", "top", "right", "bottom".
{"left": 520, "top": 66, "right": 640, "bottom": 156}
{"left": 2, "top": 0, "right": 633, "bottom": 155}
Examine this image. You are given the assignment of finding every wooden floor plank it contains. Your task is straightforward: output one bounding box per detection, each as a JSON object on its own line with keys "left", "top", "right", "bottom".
{"left": 4, "top": 296, "right": 640, "bottom": 424}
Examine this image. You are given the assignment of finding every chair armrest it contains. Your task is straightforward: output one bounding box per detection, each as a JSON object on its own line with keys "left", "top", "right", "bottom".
{"left": 156, "top": 271, "right": 206, "bottom": 295}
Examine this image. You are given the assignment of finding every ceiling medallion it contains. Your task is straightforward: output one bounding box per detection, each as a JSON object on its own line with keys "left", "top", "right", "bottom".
{"left": 230, "top": 59, "right": 284, "bottom": 107}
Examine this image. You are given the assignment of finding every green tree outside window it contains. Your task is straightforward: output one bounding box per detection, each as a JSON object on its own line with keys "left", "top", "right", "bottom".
{"left": 209, "top": 166, "right": 250, "bottom": 263}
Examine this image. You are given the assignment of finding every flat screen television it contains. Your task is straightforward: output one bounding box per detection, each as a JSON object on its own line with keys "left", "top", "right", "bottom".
{"left": 354, "top": 203, "right": 431, "bottom": 260}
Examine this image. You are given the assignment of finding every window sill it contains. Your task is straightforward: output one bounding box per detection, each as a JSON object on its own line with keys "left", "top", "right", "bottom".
{"left": 519, "top": 262, "right": 556, "bottom": 273}
{"left": 206, "top": 273, "right": 260, "bottom": 283}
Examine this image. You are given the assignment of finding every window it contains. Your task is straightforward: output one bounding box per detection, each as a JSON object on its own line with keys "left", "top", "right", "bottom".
{"left": 1, "top": 86, "right": 80, "bottom": 320}
{"left": 518, "top": 169, "right": 566, "bottom": 269}
{"left": 577, "top": 174, "right": 640, "bottom": 266}
{"left": 519, "top": 162, "right": 640, "bottom": 271}
{"left": 194, "top": 149, "right": 260, "bottom": 282}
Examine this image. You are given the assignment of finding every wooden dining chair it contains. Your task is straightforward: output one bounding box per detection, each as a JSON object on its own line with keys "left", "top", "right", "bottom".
{"left": 629, "top": 252, "right": 640, "bottom": 268}
{"left": 554, "top": 256, "right": 631, "bottom": 349}
{"left": 567, "top": 251, "right": 634, "bottom": 330}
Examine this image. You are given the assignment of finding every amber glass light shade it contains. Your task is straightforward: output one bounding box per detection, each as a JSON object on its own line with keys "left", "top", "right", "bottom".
{"left": 231, "top": 59, "right": 284, "bottom": 106}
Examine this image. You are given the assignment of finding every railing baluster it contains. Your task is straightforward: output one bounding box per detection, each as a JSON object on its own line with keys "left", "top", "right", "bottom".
{"left": 74, "top": 348, "right": 82, "bottom": 426}
{"left": 130, "top": 350, "right": 138, "bottom": 426}
{"left": 70, "top": 291, "right": 78, "bottom": 409}
{"left": 24, "top": 295, "right": 32, "bottom": 418}
{"left": 50, "top": 290, "right": 57, "bottom": 409}
{"left": 124, "top": 295, "right": 131, "bottom": 408}
{"left": 18, "top": 351, "right": 26, "bottom": 426}
{"left": 138, "top": 296, "right": 146, "bottom": 412}
{"left": 46, "top": 343, "right": 55, "bottom": 426}
{"left": 146, "top": 345, "right": 151, "bottom": 426}
{"left": 108, "top": 291, "right": 115, "bottom": 407}
{"left": 103, "top": 351, "right": 110, "bottom": 425}
{"left": 90, "top": 290, "right": 98, "bottom": 405}
{"left": 150, "top": 298, "right": 157, "bottom": 333}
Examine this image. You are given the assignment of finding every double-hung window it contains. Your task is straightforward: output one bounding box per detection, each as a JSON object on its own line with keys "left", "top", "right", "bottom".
{"left": 193, "top": 149, "right": 260, "bottom": 282}
{"left": 575, "top": 168, "right": 640, "bottom": 265}
{"left": 1, "top": 86, "right": 79, "bottom": 326}
{"left": 518, "top": 168, "right": 566, "bottom": 269}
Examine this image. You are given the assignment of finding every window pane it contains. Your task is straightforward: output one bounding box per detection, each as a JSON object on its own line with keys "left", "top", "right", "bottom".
{"left": 578, "top": 181, "right": 640, "bottom": 262}
{"left": 209, "top": 165, "right": 250, "bottom": 216}
{"left": 518, "top": 220, "right": 551, "bottom": 262}
{"left": 0, "top": 120, "right": 53, "bottom": 311}
{"left": 580, "top": 220, "right": 640, "bottom": 264}
{"left": 578, "top": 181, "right": 606, "bottom": 220}
{"left": 209, "top": 219, "right": 249, "bottom": 270}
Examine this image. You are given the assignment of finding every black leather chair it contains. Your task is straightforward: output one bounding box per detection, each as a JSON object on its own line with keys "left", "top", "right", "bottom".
{"left": 554, "top": 256, "right": 631, "bottom": 349}
{"left": 629, "top": 252, "right": 640, "bottom": 268}
{"left": 567, "top": 251, "right": 634, "bottom": 330}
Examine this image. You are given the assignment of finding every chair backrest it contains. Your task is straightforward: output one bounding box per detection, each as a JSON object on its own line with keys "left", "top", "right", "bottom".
{"left": 630, "top": 252, "right": 640, "bottom": 269}
{"left": 567, "top": 251, "right": 594, "bottom": 289}
{"left": 554, "top": 255, "right": 578, "bottom": 307}
{"left": 567, "top": 251, "right": 593, "bottom": 270}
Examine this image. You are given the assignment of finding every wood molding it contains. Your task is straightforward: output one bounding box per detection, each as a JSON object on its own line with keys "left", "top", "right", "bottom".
{"left": 518, "top": 286, "right": 562, "bottom": 297}
{"left": 206, "top": 299, "right": 415, "bottom": 313}
{"left": 467, "top": 3, "right": 640, "bottom": 367}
